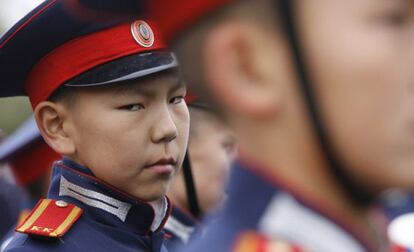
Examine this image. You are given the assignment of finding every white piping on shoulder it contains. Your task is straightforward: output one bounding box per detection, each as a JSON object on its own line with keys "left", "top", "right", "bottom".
{"left": 258, "top": 193, "right": 365, "bottom": 252}
{"left": 0, "top": 235, "right": 13, "bottom": 252}
{"left": 59, "top": 176, "right": 132, "bottom": 222}
{"left": 164, "top": 215, "right": 195, "bottom": 243}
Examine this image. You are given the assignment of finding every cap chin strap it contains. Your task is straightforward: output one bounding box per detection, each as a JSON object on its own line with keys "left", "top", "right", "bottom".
{"left": 275, "top": 0, "right": 374, "bottom": 206}
{"left": 182, "top": 152, "right": 202, "bottom": 218}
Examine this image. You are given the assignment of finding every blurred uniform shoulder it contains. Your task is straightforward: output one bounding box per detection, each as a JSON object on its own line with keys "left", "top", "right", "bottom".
{"left": 233, "top": 231, "right": 308, "bottom": 252}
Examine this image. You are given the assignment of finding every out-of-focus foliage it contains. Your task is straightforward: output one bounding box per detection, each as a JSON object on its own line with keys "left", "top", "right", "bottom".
{"left": 0, "top": 97, "right": 32, "bottom": 134}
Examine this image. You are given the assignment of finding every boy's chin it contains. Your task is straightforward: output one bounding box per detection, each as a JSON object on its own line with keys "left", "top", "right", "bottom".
{"left": 131, "top": 186, "right": 169, "bottom": 202}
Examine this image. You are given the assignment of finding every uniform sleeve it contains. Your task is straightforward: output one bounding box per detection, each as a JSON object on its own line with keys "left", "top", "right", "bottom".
{"left": 1, "top": 233, "right": 71, "bottom": 252}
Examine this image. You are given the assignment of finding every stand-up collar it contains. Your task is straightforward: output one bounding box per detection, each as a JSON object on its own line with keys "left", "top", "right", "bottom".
{"left": 164, "top": 206, "right": 197, "bottom": 244}
{"left": 47, "top": 158, "right": 171, "bottom": 235}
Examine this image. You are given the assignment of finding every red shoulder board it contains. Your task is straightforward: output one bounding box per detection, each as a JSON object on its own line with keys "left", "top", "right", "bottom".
{"left": 233, "top": 231, "right": 307, "bottom": 252}
{"left": 15, "top": 199, "right": 83, "bottom": 238}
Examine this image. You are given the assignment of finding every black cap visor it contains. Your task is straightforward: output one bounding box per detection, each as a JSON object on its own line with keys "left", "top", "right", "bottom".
{"left": 64, "top": 51, "right": 178, "bottom": 87}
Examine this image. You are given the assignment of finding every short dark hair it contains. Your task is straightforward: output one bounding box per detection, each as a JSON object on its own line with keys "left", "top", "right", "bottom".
{"left": 48, "top": 84, "right": 78, "bottom": 106}
{"left": 188, "top": 105, "right": 229, "bottom": 138}
{"left": 173, "top": 0, "right": 277, "bottom": 114}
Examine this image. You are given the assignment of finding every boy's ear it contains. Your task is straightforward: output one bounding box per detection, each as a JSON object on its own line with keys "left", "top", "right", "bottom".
{"left": 34, "top": 101, "right": 76, "bottom": 155}
{"left": 203, "top": 19, "right": 288, "bottom": 120}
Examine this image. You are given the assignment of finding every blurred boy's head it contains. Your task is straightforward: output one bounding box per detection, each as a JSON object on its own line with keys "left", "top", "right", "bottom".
{"left": 169, "top": 106, "right": 236, "bottom": 214}
{"left": 153, "top": 0, "right": 414, "bottom": 195}
{"left": 0, "top": 118, "right": 60, "bottom": 198}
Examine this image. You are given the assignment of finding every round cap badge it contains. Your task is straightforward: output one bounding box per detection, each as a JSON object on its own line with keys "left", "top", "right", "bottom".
{"left": 131, "top": 20, "right": 155, "bottom": 48}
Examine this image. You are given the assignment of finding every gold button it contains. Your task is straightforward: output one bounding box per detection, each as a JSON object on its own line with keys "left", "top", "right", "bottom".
{"left": 55, "top": 200, "right": 68, "bottom": 208}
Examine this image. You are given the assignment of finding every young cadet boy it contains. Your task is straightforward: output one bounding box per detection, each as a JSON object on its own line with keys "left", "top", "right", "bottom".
{"left": 0, "top": 1, "right": 189, "bottom": 251}
{"left": 147, "top": 0, "right": 414, "bottom": 251}
{"left": 165, "top": 96, "right": 236, "bottom": 250}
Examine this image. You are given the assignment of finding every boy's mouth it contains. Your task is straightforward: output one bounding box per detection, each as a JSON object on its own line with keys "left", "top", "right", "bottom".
{"left": 144, "top": 157, "right": 177, "bottom": 174}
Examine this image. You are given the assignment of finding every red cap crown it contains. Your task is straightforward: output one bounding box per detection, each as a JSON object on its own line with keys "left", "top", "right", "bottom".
{"left": 149, "top": 0, "right": 233, "bottom": 42}
{"left": 25, "top": 20, "right": 166, "bottom": 108}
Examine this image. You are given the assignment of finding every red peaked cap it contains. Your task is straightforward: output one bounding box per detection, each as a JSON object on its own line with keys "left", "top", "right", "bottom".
{"left": 149, "top": 0, "right": 234, "bottom": 42}
{"left": 25, "top": 20, "right": 166, "bottom": 108}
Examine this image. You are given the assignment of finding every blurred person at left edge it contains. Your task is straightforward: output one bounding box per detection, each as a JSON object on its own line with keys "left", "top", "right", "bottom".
{"left": 0, "top": 130, "right": 24, "bottom": 242}
{"left": 0, "top": 117, "right": 60, "bottom": 249}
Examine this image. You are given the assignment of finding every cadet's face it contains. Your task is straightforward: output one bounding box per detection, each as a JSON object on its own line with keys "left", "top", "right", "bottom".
{"left": 298, "top": 0, "right": 414, "bottom": 190}
{"left": 187, "top": 111, "right": 236, "bottom": 213}
{"left": 67, "top": 72, "right": 189, "bottom": 201}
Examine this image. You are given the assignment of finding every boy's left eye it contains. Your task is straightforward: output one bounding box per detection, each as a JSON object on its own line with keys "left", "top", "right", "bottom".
{"left": 170, "top": 96, "right": 185, "bottom": 104}
{"left": 119, "top": 104, "right": 145, "bottom": 111}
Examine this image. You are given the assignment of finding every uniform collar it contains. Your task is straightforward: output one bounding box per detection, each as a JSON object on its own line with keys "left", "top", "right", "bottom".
{"left": 164, "top": 206, "right": 197, "bottom": 244}
{"left": 47, "top": 158, "right": 171, "bottom": 235}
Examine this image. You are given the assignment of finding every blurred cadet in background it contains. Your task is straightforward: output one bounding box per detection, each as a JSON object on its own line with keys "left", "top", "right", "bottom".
{"left": 165, "top": 95, "right": 236, "bottom": 250}
{"left": 0, "top": 117, "right": 60, "bottom": 206}
{"left": 0, "top": 117, "right": 60, "bottom": 249}
{"left": 0, "top": 130, "right": 24, "bottom": 242}
{"left": 147, "top": 0, "right": 414, "bottom": 251}
{"left": 0, "top": 173, "right": 21, "bottom": 243}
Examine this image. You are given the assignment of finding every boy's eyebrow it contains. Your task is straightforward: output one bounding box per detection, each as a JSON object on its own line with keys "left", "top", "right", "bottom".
{"left": 169, "top": 80, "right": 187, "bottom": 94}
{"left": 112, "top": 78, "right": 186, "bottom": 98}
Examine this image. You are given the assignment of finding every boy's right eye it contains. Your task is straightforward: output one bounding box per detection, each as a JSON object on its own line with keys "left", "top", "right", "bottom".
{"left": 118, "top": 104, "right": 145, "bottom": 111}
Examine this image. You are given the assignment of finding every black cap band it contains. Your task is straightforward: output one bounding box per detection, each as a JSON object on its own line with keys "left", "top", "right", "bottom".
{"left": 65, "top": 51, "right": 178, "bottom": 87}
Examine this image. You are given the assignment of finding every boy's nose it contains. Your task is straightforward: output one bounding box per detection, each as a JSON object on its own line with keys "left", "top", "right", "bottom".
{"left": 151, "top": 109, "right": 178, "bottom": 144}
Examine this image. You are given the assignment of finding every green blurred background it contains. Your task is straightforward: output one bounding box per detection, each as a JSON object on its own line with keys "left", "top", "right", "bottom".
{"left": 0, "top": 0, "right": 44, "bottom": 134}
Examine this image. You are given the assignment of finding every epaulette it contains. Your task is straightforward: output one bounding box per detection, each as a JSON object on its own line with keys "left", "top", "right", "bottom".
{"left": 15, "top": 199, "right": 82, "bottom": 238}
{"left": 16, "top": 209, "right": 31, "bottom": 227}
{"left": 233, "top": 231, "right": 307, "bottom": 252}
